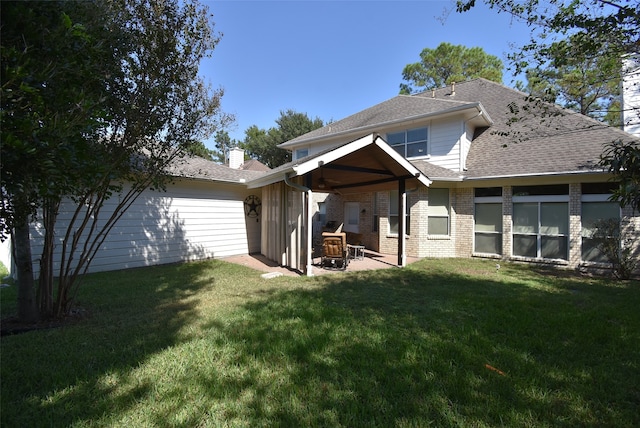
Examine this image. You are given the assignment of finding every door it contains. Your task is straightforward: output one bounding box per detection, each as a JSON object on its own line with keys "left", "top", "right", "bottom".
{"left": 343, "top": 202, "right": 359, "bottom": 233}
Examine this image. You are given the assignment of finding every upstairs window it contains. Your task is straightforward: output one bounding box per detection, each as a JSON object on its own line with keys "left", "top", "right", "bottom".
{"left": 295, "top": 148, "right": 309, "bottom": 160}
{"left": 387, "top": 127, "right": 428, "bottom": 158}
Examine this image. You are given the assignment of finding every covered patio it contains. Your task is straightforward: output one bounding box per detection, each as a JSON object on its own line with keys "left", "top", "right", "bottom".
{"left": 223, "top": 249, "right": 420, "bottom": 277}
{"left": 247, "top": 134, "right": 431, "bottom": 276}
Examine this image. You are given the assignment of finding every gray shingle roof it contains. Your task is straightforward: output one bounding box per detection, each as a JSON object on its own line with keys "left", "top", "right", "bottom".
{"left": 282, "top": 78, "right": 638, "bottom": 180}
{"left": 167, "top": 156, "right": 266, "bottom": 183}
{"left": 422, "top": 79, "right": 637, "bottom": 178}
{"left": 281, "top": 95, "right": 478, "bottom": 147}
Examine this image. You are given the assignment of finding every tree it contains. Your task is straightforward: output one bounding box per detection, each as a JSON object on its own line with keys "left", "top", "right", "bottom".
{"left": 1, "top": 1, "right": 110, "bottom": 321}
{"left": 457, "top": 0, "right": 639, "bottom": 208}
{"left": 1, "top": 0, "right": 229, "bottom": 320}
{"left": 241, "top": 110, "right": 324, "bottom": 168}
{"left": 516, "top": 34, "right": 622, "bottom": 126}
{"left": 212, "top": 130, "right": 234, "bottom": 164}
{"left": 185, "top": 141, "right": 215, "bottom": 160}
{"left": 399, "top": 42, "right": 503, "bottom": 94}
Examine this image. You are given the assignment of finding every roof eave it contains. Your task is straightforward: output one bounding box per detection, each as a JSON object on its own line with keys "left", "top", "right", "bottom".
{"left": 278, "top": 103, "right": 491, "bottom": 149}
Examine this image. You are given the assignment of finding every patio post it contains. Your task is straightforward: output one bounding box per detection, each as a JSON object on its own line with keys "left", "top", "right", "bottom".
{"left": 398, "top": 178, "right": 406, "bottom": 267}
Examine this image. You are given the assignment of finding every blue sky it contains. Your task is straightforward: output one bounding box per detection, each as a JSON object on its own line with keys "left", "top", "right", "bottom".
{"left": 200, "top": 1, "right": 533, "bottom": 148}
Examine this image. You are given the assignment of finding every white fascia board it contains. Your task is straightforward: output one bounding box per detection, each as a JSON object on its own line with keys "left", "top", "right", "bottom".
{"left": 373, "top": 136, "right": 432, "bottom": 187}
{"left": 292, "top": 134, "right": 376, "bottom": 176}
{"left": 246, "top": 166, "right": 296, "bottom": 189}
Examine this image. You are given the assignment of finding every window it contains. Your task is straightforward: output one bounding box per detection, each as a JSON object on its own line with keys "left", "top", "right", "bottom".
{"left": 295, "top": 148, "right": 309, "bottom": 160}
{"left": 389, "top": 190, "right": 410, "bottom": 235}
{"left": 428, "top": 188, "right": 449, "bottom": 235}
{"left": 513, "top": 202, "right": 569, "bottom": 260}
{"left": 317, "top": 202, "right": 326, "bottom": 226}
{"left": 344, "top": 202, "right": 359, "bottom": 233}
{"left": 512, "top": 185, "right": 569, "bottom": 260}
{"left": 581, "top": 184, "right": 620, "bottom": 263}
{"left": 387, "top": 127, "right": 428, "bottom": 158}
{"left": 474, "top": 188, "right": 502, "bottom": 254}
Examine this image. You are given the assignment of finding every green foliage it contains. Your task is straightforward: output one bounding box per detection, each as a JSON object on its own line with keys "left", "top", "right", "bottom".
{"left": 399, "top": 42, "right": 503, "bottom": 94}
{"left": 211, "top": 130, "right": 236, "bottom": 164}
{"left": 591, "top": 218, "right": 638, "bottom": 279}
{"left": 1, "top": 0, "right": 231, "bottom": 319}
{"left": 517, "top": 33, "right": 622, "bottom": 125}
{"left": 185, "top": 140, "right": 214, "bottom": 160}
{"left": 457, "top": 1, "right": 639, "bottom": 74}
{"left": 241, "top": 110, "right": 324, "bottom": 168}
{"left": 599, "top": 140, "right": 640, "bottom": 212}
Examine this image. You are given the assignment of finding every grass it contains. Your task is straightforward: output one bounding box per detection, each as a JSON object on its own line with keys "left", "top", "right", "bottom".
{"left": 1, "top": 258, "right": 639, "bottom": 427}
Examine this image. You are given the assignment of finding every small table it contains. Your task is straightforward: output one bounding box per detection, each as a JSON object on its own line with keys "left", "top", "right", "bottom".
{"left": 348, "top": 244, "right": 365, "bottom": 261}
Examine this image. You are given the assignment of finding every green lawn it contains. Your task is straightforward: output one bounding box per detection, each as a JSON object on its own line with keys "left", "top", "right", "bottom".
{"left": 1, "top": 258, "right": 639, "bottom": 427}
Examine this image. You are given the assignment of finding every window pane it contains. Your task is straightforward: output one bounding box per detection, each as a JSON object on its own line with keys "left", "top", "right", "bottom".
{"left": 540, "top": 202, "right": 568, "bottom": 235}
{"left": 389, "top": 215, "right": 398, "bottom": 234}
{"left": 513, "top": 203, "right": 538, "bottom": 234}
{"left": 407, "top": 141, "right": 427, "bottom": 157}
{"left": 389, "top": 190, "right": 398, "bottom": 216}
{"left": 582, "top": 237, "right": 608, "bottom": 263}
{"left": 541, "top": 236, "right": 567, "bottom": 259}
{"left": 475, "top": 187, "right": 502, "bottom": 197}
{"left": 475, "top": 233, "right": 502, "bottom": 254}
{"left": 392, "top": 145, "right": 405, "bottom": 156}
{"left": 407, "top": 127, "right": 427, "bottom": 142}
{"left": 387, "top": 132, "right": 405, "bottom": 145}
{"left": 428, "top": 217, "right": 448, "bottom": 235}
{"left": 514, "top": 234, "right": 537, "bottom": 257}
{"left": 429, "top": 189, "right": 449, "bottom": 216}
{"left": 475, "top": 203, "right": 502, "bottom": 232}
{"left": 513, "top": 184, "right": 568, "bottom": 196}
{"left": 582, "top": 202, "right": 619, "bottom": 236}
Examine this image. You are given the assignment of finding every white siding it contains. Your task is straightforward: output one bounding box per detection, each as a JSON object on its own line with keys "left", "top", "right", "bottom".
{"left": 29, "top": 179, "right": 260, "bottom": 276}
{"left": 622, "top": 54, "right": 640, "bottom": 137}
{"left": 429, "top": 118, "right": 463, "bottom": 171}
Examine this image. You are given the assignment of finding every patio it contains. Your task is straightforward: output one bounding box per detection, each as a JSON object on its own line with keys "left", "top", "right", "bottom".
{"left": 223, "top": 250, "right": 419, "bottom": 277}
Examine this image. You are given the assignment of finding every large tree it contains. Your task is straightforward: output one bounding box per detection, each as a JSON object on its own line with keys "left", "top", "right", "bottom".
{"left": 1, "top": 0, "right": 229, "bottom": 320}
{"left": 399, "top": 42, "right": 503, "bottom": 94}
{"left": 242, "top": 110, "right": 324, "bottom": 168}
{"left": 517, "top": 33, "right": 622, "bottom": 126}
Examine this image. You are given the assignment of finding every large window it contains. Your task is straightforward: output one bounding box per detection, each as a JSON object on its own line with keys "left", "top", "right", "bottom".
{"left": 474, "top": 188, "right": 502, "bottom": 254}
{"left": 428, "top": 188, "right": 449, "bottom": 235}
{"left": 513, "top": 185, "right": 569, "bottom": 260}
{"left": 387, "top": 127, "right": 428, "bottom": 158}
{"left": 389, "top": 190, "right": 410, "bottom": 235}
{"left": 581, "top": 184, "right": 620, "bottom": 263}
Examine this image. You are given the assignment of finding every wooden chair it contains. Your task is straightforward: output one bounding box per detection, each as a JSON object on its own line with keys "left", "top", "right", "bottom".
{"left": 321, "top": 232, "right": 349, "bottom": 269}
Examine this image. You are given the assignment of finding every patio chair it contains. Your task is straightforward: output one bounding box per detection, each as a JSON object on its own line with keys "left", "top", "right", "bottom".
{"left": 321, "top": 232, "right": 349, "bottom": 269}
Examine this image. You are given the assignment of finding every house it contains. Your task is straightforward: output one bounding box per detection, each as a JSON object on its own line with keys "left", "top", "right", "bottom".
{"left": 7, "top": 78, "right": 639, "bottom": 278}
{"left": 250, "top": 78, "right": 640, "bottom": 275}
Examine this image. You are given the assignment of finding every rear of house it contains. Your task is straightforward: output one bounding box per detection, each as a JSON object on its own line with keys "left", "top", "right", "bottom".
{"left": 275, "top": 79, "right": 640, "bottom": 272}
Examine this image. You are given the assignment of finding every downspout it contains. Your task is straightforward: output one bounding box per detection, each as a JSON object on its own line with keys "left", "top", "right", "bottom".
{"left": 284, "top": 173, "right": 314, "bottom": 276}
{"left": 461, "top": 109, "right": 484, "bottom": 171}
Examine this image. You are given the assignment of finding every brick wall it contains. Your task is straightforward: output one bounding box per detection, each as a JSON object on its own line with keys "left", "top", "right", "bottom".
{"left": 454, "top": 187, "right": 474, "bottom": 257}
{"left": 569, "top": 183, "right": 582, "bottom": 267}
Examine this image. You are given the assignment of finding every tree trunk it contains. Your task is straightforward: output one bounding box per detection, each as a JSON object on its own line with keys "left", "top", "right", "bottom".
{"left": 38, "top": 199, "right": 58, "bottom": 318}
{"left": 14, "top": 217, "right": 38, "bottom": 323}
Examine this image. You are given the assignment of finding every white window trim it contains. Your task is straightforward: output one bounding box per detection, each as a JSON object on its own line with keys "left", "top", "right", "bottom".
{"left": 386, "top": 126, "right": 429, "bottom": 159}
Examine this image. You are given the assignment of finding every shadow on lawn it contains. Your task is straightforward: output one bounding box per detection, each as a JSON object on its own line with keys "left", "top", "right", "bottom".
{"left": 193, "top": 265, "right": 640, "bottom": 427}
{"left": 2, "top": 260, "right": 639, "bottom": 426}
{"left": 0, "top": 260, "right": 221, "bottom": 427}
